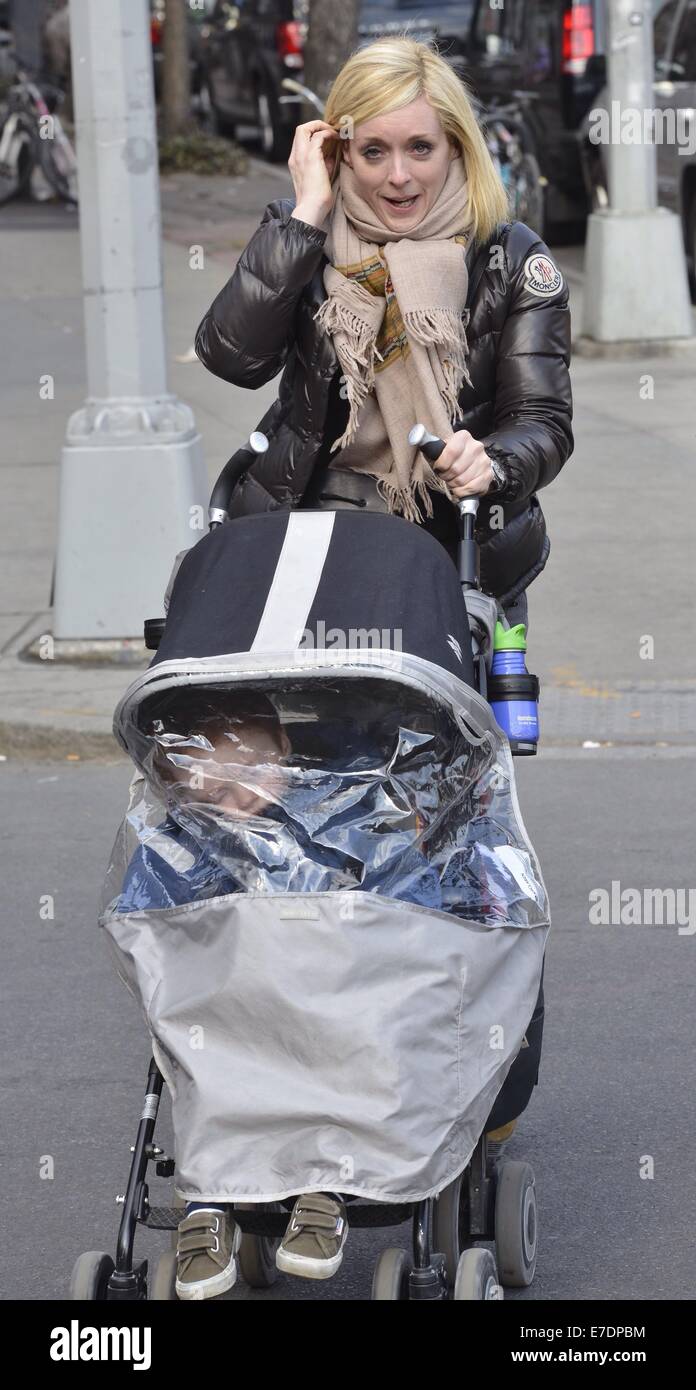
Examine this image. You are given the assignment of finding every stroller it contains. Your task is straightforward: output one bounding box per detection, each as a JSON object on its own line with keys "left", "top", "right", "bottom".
{"left": 71, "top": 429, "right": 550, "bottom": 1303}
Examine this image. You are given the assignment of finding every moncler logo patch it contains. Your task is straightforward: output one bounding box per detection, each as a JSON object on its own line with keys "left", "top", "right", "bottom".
{"left": 523, "top": 253, "right": 563, "bottom": 299}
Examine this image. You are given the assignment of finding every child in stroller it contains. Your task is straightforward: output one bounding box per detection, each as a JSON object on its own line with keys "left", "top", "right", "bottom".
{"left": 118, "top": 690, "right": 443, "bottom": 917}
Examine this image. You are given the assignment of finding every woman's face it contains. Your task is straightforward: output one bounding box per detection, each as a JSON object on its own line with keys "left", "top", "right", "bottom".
{"left": 341, "top": 94, "right": 459, "bottom": 231}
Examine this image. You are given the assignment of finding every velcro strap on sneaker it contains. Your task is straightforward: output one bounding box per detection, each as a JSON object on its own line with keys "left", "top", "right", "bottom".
{"left": 178, "top": 1230, "right": 220, "bottom": 1255}
{"left": 292, "top": 1198, "right": 344, "bottom": 1233}
{"left": 293, "top": 1212, "right": 342, "bottom": 1234}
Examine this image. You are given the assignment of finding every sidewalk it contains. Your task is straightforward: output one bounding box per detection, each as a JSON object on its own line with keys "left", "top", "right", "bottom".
{"left": 1, "top": 160, "right": 695, "bottom": 759}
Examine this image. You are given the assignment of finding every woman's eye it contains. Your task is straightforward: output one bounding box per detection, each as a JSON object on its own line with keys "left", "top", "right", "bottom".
{"left": 362, "top": 142, "right": 433, "bottom": 159}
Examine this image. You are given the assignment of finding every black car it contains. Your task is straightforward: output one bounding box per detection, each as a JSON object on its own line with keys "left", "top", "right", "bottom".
{"left": 461, "top": 0, "right": 610, "bottom": 234}
{"left": 150, "top": 0, "right": 215, "bottom": 103}
{"left": 198, "top": 0, "right": 474, "bottom": 163}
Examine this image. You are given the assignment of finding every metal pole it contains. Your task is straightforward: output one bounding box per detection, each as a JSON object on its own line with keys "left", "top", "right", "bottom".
{"left": 53, "top": 0, "right": 207, "bottom": 638}
{"left": 580, "top": 0, "right": 693, "bottom": 346}
{"left": 605, "top": 0, "right": 656, "bottom": 212}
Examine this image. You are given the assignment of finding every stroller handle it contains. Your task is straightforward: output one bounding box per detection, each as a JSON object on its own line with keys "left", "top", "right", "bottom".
{"left": 207, "top": 426, "right": 481, "bottom": 590}
{"left": 208, "top": 432, "right": 269, "bottom": 528}
{"left": 409, "top": 424, "right": 480, "bottom": 591}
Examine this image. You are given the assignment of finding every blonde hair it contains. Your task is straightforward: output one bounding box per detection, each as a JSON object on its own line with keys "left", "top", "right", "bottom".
{"left": 322, "top": 35, "right": 509, "bottom": 245}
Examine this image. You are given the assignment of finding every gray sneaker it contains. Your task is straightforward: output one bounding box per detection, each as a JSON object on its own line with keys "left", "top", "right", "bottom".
{"left": 175, "top": 1207, "right": 242, "bottom": 1301}
{"left": 275, "top": 1192, "right": 348, "bottom": 1280}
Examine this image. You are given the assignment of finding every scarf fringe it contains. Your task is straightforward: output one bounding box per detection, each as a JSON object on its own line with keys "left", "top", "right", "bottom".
{"left": 375, "top": 473, "right": 441, "bottom": 526}
{"left": 313, "top": 297, "right": 384, "bottom": 366}
{"left": 314, "top": 296, "right": 386, "bottom": 450}
{"left": 404, "top": 306, "right": 473, "bottom": 411}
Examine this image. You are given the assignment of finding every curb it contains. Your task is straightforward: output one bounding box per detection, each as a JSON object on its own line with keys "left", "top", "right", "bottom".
{"left": 0, "top": 719, "right": 693, "bottom": 763}
{"left": 0, "top": 721, "right": 127, "bottom": 762}
{"left": 573, "top": 333, "right": 696, "bottom": 358}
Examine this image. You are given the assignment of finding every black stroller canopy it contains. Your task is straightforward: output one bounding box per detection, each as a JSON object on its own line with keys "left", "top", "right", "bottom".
{"left": 152, "top": 510, "right": 475, "bottom": 687}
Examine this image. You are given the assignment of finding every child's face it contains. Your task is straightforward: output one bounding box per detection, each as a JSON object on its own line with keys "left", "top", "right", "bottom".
{"left": 157, "top": 716, "right": 292, "bottom": 819}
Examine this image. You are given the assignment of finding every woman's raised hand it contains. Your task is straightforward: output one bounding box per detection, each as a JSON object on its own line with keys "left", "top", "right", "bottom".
{"left": 288, "top": 120, "right": 340, "bottom": 228}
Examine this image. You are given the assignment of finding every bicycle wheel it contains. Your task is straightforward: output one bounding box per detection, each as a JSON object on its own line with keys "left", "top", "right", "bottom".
{"left": 510, "top": 151, "right": 545, "bottom": 238}
{"left": 0, "top": 118, "right": 32, "bottom": 204}
{"left": 36, "top": 121, "right": 78, "bottom": 202}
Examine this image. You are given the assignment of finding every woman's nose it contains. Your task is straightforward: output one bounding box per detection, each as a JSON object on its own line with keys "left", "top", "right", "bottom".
{"left": 386, "top": 161, "right": 411, "bottom": 188}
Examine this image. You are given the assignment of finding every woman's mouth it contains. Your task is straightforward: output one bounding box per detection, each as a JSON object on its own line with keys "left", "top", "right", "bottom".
{"left": 382, "top": 194, "right": 421, "bottom": 212}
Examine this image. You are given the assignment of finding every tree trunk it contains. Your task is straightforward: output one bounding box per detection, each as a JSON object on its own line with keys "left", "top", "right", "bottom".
{"left": 301, "top": 0, "right": 360, "bottom": 124}
{"left": 161, "top": 0, "right": 191, "bottom": 139}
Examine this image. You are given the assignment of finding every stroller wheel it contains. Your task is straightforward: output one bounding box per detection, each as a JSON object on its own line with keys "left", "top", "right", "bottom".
{"left": 236, "top": 1203, "right": 283, "bottom": 1288}
{"left": 150, "top": 1250, "right": 178, "bottom": 1301}
{"left": 371, "top": 1247, "right": 411, "bottom": 1301}
{"left": 494, "top": 1160, "right": 537, "bottom": 1287}
{"left": 69, "top": 1251, "right": 115, "bottom": 1301}
{"left": 453, "top": 1247, "right": 502, "bottom": 1301}
{"left": 432, "top": 1172, "right": 468, "bottom": 1286}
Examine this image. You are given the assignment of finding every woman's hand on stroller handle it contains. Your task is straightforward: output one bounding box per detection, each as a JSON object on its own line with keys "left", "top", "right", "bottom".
{"left": 410, "top": 425, "right": 481, "bottom": 590}
{"left": 409, "top": 424, "right": 493, "bottom": 510}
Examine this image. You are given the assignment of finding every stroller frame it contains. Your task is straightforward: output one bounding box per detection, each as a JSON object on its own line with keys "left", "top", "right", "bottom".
{"left": 75, "top": 460, "right": 539, "bottom": 1304}
{"left": 105, "top": 1058, "right": 499, "bottom": 1302}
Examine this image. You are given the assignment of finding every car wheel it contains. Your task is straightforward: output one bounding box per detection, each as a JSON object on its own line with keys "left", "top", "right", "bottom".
{"left": 255, "top": 82, "right": 292, "bottom": 163}
{"left": 198, "top": 78, "right": 236, "bottom": 138}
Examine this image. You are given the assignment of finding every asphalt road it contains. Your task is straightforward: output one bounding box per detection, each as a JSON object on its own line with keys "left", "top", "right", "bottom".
{"left": 1, "top": 749, "right": 694, "bottom": 1302}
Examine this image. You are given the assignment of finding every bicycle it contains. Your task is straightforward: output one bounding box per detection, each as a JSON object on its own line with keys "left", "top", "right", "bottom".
{"left": 480, "top": 95, "right": 546, "bottom": 237}
{"left": 0, "top": 65, "right": 78, "bottom": 206}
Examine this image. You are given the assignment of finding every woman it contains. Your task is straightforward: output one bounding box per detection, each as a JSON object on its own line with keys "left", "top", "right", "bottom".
{"left": 189, "top": 35, "right": 572, "bottom": 1294}
{"left": 195, "top": 36, "right": 573, "bottom": 630}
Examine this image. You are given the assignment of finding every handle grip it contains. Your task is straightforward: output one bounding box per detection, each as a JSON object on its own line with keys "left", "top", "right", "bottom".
{"left": 409, "top": 423, "right": 480, "bottom": 590}
{"left": 208, "top": 431, "right": 269, "bottom": 529}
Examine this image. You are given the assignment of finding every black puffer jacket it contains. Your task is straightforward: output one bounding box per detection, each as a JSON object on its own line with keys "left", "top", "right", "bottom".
{"left": 195, "top": 199, "right": 573, "bottom": 605}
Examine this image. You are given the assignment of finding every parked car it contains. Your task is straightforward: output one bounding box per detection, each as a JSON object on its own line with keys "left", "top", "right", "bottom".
{"left": 460, "top": 0, "right": 616, "bottom": 236}
{"left": 150, "top": 0, "right": 216, "bottom": 104}
{"left": 196, "top": 0, "right": 474, "bottom": 164}
{"left": 196, "top": 0, "right": 307, "bottom": 160}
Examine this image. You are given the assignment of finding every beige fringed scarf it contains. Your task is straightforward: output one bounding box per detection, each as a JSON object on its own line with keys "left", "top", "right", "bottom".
{"left": 312, "top": 153, "right": 474, "bottom": 524}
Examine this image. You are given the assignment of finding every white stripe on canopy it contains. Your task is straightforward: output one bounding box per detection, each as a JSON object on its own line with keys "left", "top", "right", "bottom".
{"left": 250, "top": 511, "right": 337, "bottom": 651}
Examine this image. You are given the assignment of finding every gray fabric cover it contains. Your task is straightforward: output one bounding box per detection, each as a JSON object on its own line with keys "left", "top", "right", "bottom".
{"left": 101, "top": 890, "right": 547, "bottom": 1203}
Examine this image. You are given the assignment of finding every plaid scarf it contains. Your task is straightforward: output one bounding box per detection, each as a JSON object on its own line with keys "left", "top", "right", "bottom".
{"left": 313, "top": 154, "right": 474, "bottom": 523}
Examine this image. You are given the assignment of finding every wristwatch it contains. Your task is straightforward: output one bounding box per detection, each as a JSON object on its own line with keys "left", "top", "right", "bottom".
{"left": 488, "top": 455, "right": 508, "bottom": 493}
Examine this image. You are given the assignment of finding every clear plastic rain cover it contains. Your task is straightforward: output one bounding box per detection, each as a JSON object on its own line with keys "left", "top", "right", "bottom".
{"left": 102, "top": 678, "right": 547, "bottom": 925}
{"left": 100, "top": 676, "right": 550, "bottom": 1203}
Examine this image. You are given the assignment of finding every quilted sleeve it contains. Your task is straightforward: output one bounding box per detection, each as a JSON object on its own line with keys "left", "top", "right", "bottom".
{"left": 194, "top": 199, "right": 328, "bottom": 389}
{"left": 478, "top": 223, "right": 574, "bottom": 502}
